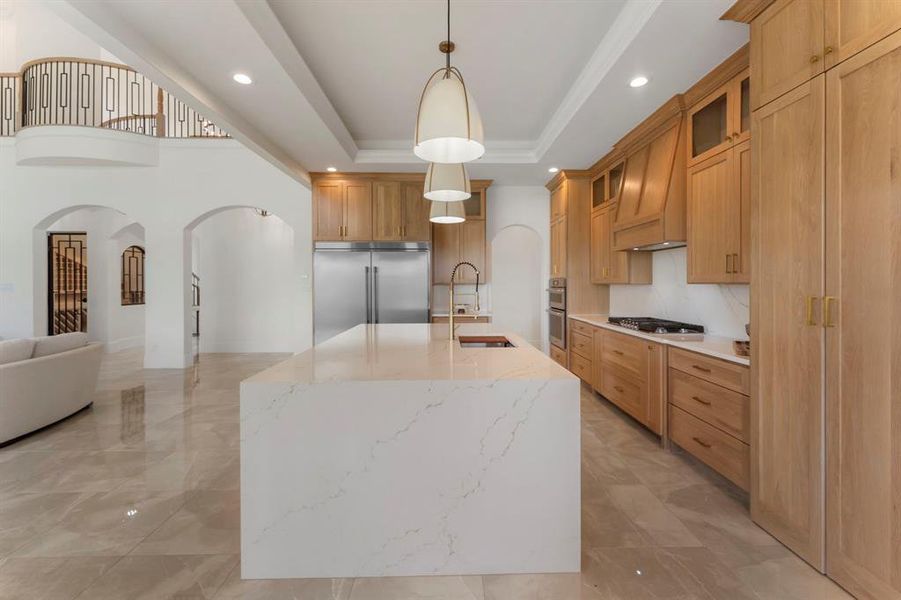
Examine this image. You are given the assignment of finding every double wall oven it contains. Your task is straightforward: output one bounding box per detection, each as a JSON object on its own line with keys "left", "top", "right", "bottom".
{"left": 548, "top": 277, "right": 566, "bottom": 349}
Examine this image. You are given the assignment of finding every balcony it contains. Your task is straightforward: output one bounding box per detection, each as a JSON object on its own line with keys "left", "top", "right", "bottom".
{"left": 1, "top": 57, "right": 229, "bottom": 166}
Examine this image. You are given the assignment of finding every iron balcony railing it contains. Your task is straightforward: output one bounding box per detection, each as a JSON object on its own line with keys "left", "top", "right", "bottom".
{"left": 0, "top": 57, "right": 228, "bottom": 139}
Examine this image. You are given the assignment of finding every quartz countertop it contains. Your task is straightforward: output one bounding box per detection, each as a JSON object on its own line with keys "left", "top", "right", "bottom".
{"left": 245, "top": 322, "right": 573, "bottom": 384}
{"left": 569, "top": 314, "right": 750, "bottom": 366}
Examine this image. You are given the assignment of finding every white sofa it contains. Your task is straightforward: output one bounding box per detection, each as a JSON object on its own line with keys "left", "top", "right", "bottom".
{"left": 0, "top": 333, "right": 102, "bottom": 445}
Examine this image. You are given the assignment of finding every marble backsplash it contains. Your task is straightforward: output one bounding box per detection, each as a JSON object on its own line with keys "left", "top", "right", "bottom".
{"left": 609, "top": 247, "right": 749, "bottom": 339}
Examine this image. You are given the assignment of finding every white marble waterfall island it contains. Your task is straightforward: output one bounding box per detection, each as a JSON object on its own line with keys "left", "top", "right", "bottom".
{"left": 240, "top": 323, "right": 580, "bottom": 579}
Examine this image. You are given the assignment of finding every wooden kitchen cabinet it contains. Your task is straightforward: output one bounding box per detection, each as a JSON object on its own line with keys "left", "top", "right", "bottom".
{"left": 461, "top": 189, "right": 486, "bottom": 220}
{"left": 595, "top": 328, "right": 664, "bottom": 436}
{"left": 824, "top": 0, "right": 901, "bottom": 69}
{"left": 373, "top": 181, "right": 430, "bottom": 241}
{"left": 550, "top": 184, "right": 566, "bottom": 220}
{"left": 432, "top": 219, "right": 486, "bottom": 284}
{"left": 591, "top": 203, "right": 651, "bottom": 284}
{"left": 750, "top": 0, "right": 825, "bottom": 110}
{"left": 550, "top": 217, "right": 567, "bottom": 278}
{"left": 824, "top": 30, "right": 901, "bottom": 600}
{"left": 313, "top": 180, "right": 372, "bottom": 241}
{"left": 751, "top": 76, "right": 826, "bottom": 570}
{"left": 687, "top": 69, "right": 750, "bottom": 165}
{"left": 687, "top": 139, "right": 750, "bottom": 283}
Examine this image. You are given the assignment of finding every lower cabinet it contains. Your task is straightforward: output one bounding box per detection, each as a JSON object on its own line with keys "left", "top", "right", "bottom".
{"left": 549, "top": 344, "right": 567, "bottom": 369}
{"left": 568, "top": 319, "right": 594, "bottom": 383}
{"left": 667, "top": 347, "right": 750, "bottom": 490}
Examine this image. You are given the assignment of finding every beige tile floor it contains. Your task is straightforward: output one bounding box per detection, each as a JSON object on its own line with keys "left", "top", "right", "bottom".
{"left": 0, "top": 349, "right": 852, "bottom": 600}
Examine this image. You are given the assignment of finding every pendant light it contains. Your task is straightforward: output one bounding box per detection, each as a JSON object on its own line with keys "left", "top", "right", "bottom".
{"left": 413, "top": 0, "right": 484, "bottom": 164}
{"left": 429, "top": 200, "right": 465, "bottom": 224}
{"left": 424, "top": 162, "right": 471, "bottom": 202}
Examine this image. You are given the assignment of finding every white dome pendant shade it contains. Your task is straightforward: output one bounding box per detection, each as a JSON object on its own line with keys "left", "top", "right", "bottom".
{"left": 429, "top": 199, "right": 465, "bottom": 224}
{"left": 414, "top": 69, "right": 484, "bottom": 164}
{"left": 424, "top": 162, "right": 471, "bottom": 202}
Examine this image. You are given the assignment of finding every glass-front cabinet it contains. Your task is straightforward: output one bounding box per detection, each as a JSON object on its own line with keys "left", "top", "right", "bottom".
{"left": 687, "top": 69, "right": 750, "bottom": 166}
{"left": 589, "top": 159, "right": 625, "bottom": 213}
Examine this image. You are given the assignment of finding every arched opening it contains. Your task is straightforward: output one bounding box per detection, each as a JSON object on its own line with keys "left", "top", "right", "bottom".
{"left": 490, "top": 225, "right": 543, "bottom": 348}
{"left": 186, "top": 206, "right": 298, "bottom": 355}
{"left": 33, "top": 205, "right": 145, "bottom": 352}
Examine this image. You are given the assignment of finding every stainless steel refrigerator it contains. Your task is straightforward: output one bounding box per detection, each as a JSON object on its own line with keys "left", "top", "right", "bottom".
{"left": 313, "top": 242, "right": 430, "bottom": 345}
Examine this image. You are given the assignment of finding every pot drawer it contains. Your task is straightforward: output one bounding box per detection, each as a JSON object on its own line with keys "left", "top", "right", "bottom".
{"left": 602, "top": 329, "right": 646, "bottom": 379}
{"left": 601, "top": 368, "right": 644, "bottom": 422}
{"left": 570, "top": 319, "right": 595, "bottom": 337}
{"left": 570, "top": 331, "right": 593, "bottom": 359}
{"left": 570, "top": 352, "right": 592, "bottom": 383}
{"left": 669, "top": 368, "right": 749, "bottom": 442}
{"left": 550, "top": 344, "right": 567, "bottom": 368}
{"left": 669, "top": 405, "right": 749, "bottom": 490}
{"left": 669, "top": 348, "right": 750, "bottom": 395}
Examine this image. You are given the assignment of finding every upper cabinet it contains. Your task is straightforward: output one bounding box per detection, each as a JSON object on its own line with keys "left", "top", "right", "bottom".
{"left": 590, "top": 202, "right": 651, "bottom": 285}
{"left": 461, "top": 189, "right": 486, "bottom": 220}
{"left": 748, "top": 0, "right": 901, "bottom": 110}
{"left": 431, "top": 182, "right": 492, "bottom": 284}
{"left": 313, "top": 180, "right": 373, "bottom": 241}
{"left": 373, "top": 181, "right": 431, "bottom": 241}
{"left": 687, "top": 69, "right": 750, "bottom": 166}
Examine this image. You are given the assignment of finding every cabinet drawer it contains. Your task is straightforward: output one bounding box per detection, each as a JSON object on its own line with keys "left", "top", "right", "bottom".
{"left": 570, "top": 319, "right": 594, "bottom": 337}
{"left": 570, "top": 331, "right": 593, "bottom": 359}
{"left": 669, "top": 405, "right": 749, "bottom": 490}
{"left": 669, "top": 348, "right": 749, "bottom": 395}
{"left": 602, "top": 330, "right": 646, "bottom": 379}
{"left": 550, "top": 344, "right": 567, "bottom": 368}
{"left": 669, "top": 368, "right": 749, "bottom": 443}
{"left": 601, "top": 368, "right": 644, "bottom": 423}
{"left": 570, "top": 352, "right": 592, "bottom": 383}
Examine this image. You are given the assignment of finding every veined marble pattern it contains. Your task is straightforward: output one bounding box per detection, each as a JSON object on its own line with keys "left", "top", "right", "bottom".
{"left": 0, "top": 349, "right": 850, "bottom": 599}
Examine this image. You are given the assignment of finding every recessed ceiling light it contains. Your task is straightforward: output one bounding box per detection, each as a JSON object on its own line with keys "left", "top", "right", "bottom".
{"left": 233, "top": 73, "right": 252, "bottom": 85}
{"left": 548, "top": 167, "right": 559, "bottom": 173}
{"left": 629, "top": 76, "right": 649, "bottom": 88}
{"left": 326, "top": 167, "right": 337, "bottom": 172}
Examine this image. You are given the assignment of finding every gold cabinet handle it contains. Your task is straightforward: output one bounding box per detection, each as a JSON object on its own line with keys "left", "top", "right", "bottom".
{"left": 612, "top": 350, "right": 624, "bottom": 356}
{"left": 805, "top": 295, "right": 819, "bottom": 326}
{"left": 691, "top": 395, "right": 711, "bottom": 406}
{"left": 726, "top": 254, "right": 733, "bottom": 273}
{"left": 614, "top": 385, "right": 625, "bottom": 393}
{"left": 732, "top": 132, "right": 740, "bottom": 138}
{"left": 692, "top": 436, "right": 712, "bottom": 449}
{"left": 824, "top": 46, "right": 834, "bottom": 55}
{"left": 823, "top": 296, "right": 837, "bottom": 327}
{"left": 810, "top": 54, "right": 820, "bottom": 63}
{"left": 732, "top": 253, "right": 740, "bottom": 273}
{"left": 691, "top": 365, "right": 711, "bottom": 374}
{"left": 724, "top": 134, "right": 733, "bottom": 142}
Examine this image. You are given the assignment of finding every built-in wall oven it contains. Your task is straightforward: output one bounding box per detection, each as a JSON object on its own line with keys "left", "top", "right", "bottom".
{"left": 548, "top": 277, "right": 566, "bottom": 349}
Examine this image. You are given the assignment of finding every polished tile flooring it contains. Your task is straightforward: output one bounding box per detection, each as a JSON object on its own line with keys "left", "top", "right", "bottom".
{"left": 0, "top": 349, "right": 851, "bottom": 600}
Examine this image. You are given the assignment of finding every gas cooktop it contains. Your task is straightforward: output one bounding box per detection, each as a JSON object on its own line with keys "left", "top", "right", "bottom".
{"left": 608, "top": 317, "right": 705, "bottom": 334}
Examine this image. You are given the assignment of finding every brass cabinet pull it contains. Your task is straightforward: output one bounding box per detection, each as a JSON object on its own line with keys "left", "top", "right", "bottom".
{"left": 614, "top": 385, "right": 625, "bottom": 393}
{"left": 732, "top": 132, "right": 740, "bottom": 139}
{"left": 725, "top": 254, "right": 733, "bottom": 273}
{"left": 724, "top": 134, "right": 733, "bottom": 142}
{"left": 692, "top": 436, "right": 712, "bottom": 449}
{"left": 691, "top": 365, "right": 711, "bottom": 373}
{"left": 691, "top": 395, "right": 711, "bottom": 406}
{"left": 613, "top": 350, "right": 624, "bottom": 356}
{"left": 732, "top": 253, "right": 740, "bottom": 273}
{"left": 823, "top": 296, "right": 837, "bottom": 327}
{"left": 824, "top": 46, "right": 834, "bottom": 55}
{"left": 805, "top": 296, "right": 818, "bottom": 326}
{"left": 810, "top": 54, "right": 820, "bottom": 63}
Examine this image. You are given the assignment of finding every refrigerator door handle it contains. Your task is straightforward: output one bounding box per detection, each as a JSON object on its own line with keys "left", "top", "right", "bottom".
{"left": 373, "top": 266, "right": 379, "bottom": 323}
{"left": 365, "top": 266, "right": 371, "bottom": 324}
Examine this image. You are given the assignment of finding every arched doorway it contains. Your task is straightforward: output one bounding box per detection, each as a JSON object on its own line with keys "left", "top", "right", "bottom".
{"left": 490, "top": 225, "right": 543, "bottom": 347}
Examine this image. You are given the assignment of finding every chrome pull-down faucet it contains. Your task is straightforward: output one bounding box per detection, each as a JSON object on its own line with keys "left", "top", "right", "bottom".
{"left": 448, "top": 261, "right": 481, "bottom": 340}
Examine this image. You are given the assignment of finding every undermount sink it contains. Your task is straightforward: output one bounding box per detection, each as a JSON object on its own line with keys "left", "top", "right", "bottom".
{"left": 458, "top": 335, "right": 515, "bottom": 348}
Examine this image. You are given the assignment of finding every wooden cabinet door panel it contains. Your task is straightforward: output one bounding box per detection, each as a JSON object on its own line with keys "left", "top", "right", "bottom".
{"left": 615, "top": 145, "right": 649, "bottom": 226}
{"left": 824, "top": 31, "right": 901, "bottom": 600}
{"left": 751, "top": 76, "right": 825, "bottom": 569}
{"left": 687, "top": 150, "right": 734, "bottom": 283}
{"left": 432, "top": 223, "right": 459, "bottom": 285}
{"left": 459, "top": 221, "right": 486, "bottom": 283}
{"left": 373, "top": 181, "right": 402, "bottom": 241}
{"left": 825, "top": 0, "right": 901, "bottom": 69}
{"left": 550, "top": 217, "right": 567, "bottom": 278}
{"left": 733, "top": 140, "right": 751, "bottom": 283}
{"left": 343, "top": 181, "right": 372, "bottom": 241}
{"left": 550, "top": 184, "right": 566, "bottom": 219}
{"left": 635, "top": 123, "right": 680, "bottom": 223}
{"left": 589, "top": 210, "right": 606, "bottom": 283}
{"left": 751, "top": 0, "right": 825, "bottom": 110}
{"left": 402, "top": 183, "right": 431, "bottom": 241}
{"left": 314, "top": 181, "right": 344, "bottom": 240}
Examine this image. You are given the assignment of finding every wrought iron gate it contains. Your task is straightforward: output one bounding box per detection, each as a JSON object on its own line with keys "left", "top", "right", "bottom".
{"left": 48, "top": 232, "right": 87, "bottom": 335}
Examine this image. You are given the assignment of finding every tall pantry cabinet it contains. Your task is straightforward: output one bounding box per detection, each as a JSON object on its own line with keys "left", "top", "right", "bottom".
{"left": 728, "top": 0, "right": 901, "bottom": 597}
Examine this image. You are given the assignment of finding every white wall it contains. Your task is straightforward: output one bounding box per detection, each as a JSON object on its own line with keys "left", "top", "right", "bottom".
{"left": 0, "top": 137, "right": 312, "bottom": 367}
{"left": 609, "top": 247, "right": 749, "bottom": 339}
{"left": 194, "top": 208, "right": 300, "bottom": 353}
{"left": 0, "top": 0, "right": 120, "bottom": 71}
{"left": 487, "top": 186, "right": 550, "bottom": 350}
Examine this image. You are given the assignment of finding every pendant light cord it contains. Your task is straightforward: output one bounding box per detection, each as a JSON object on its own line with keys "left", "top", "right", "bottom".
{"left": 446, "top": 0, "right": 451, "bottom": 71}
